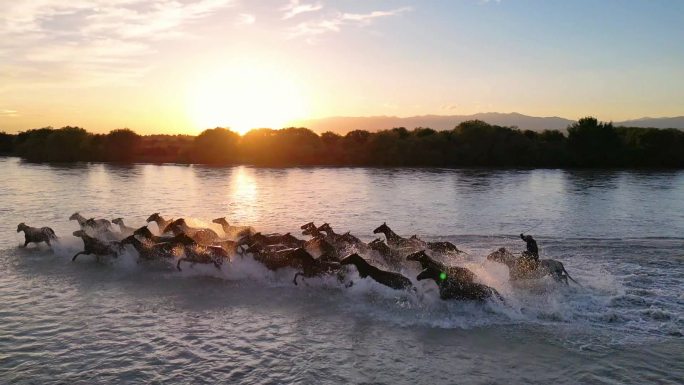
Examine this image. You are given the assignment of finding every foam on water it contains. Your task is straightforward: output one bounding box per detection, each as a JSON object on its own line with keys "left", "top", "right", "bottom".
{"left": 21, "top": 225, "right": 680, "bottom": 348}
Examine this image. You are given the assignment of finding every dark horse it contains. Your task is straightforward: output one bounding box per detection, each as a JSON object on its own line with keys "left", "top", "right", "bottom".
{"left": 300, "top": 222, "right": 323, "bottom": 237}
{"left": 373, "top": 222, "right": 462, "bottom": 254}
{"left": 177, "top": 244, "right": 231, "bottom": 272}
{"left": 373, "top": 222, "right": 418, "bottom": 249}
{"left": 17, "top": 223, "right": 57, "bottom": 247}
{"left": 340, "top": 253, "right": 413, "bottom": 291}
{"left": 119, "top": 233, "right": 194, "bottom": 261}
{"left": 486, "top": 247, "right": 579, "bottom": 285}
{"left": 406, "top": 250, "right": 476, "bottom": 283}
{"left": 72, "top": 230, "right": 118, "bottom": 261}
{"left": 417, "top": 265, "right": 502, "bottom": 301}
{"left": 288, "top": 248, "right": 342, "bottom": 285}
{"left": 367, "top": 238, "right": 404, "bottom": 269}
{"left": 317, "top": 223, "right": 368, "bottom": 252}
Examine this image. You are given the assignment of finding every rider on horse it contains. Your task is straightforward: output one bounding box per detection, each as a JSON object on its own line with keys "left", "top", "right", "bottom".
{"left": 520, "top": 233, "right": 539, "bottom": 263}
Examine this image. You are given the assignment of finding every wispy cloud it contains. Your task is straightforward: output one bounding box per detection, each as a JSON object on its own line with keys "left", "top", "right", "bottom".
{"left": 289, "top": 6, "right": 412, "bottom": 42}
{"left": 282, "top": 0, "right": 324, "bottom": 20}
{"left": 0, "top": 0, "right": 234, "bottom": 87}
{"left": 236, "top": 13, "right": 256, "bottom": 26}
{"left": 341, "top": 7, "right": 412, "bottom": 23}
{"left": 0, "top": 109, "right": 19, "bottom": 117}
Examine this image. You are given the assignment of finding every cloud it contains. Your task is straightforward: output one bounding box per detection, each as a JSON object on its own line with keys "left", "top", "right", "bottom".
{"left": 0, "top": 0, "right": 234, "bottom": 87}
{"left": 0, "top": 109, "right": 20, "bottom": 117}
{"left": 341, "top": 7, "right": 412, "bottom": 23}
{"left": 236, "top": 13, "right": 256, "bottom": 26}
{"left": 282, "top": 0, "right": 323, "bottom": 20}
{"left": 289, "top": 6, "right": 412, "bottom": 42}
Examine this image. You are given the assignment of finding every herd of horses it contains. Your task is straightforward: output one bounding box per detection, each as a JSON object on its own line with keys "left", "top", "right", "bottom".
{"left": 16, "top": 212, "right": 579, "bottom": 302}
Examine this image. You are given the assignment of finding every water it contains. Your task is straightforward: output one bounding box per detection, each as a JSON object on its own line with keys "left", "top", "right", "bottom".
{"left": 1, "top": 157, "right": 682, "bottom": 384}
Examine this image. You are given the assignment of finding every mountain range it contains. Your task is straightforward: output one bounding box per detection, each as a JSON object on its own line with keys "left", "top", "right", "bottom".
{"left": 291, "top": 113, "right": 684, "bottom": 134}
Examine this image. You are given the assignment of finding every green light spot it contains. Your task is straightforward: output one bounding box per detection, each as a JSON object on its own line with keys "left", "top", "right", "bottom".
{"left": 439, "top": 272, "right": 447, "bottom": 280}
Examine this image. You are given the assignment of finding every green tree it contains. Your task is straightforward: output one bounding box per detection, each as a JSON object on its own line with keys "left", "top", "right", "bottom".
{"left": 567, "top": 117, "right": 621, "bottom": 166}
{"left": 189, "top": 127, "right": 240, "bottom": 164}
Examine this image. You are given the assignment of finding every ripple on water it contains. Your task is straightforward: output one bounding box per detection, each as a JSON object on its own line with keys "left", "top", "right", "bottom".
{"left": 2, "top": 160, "right": 684, "bottom": 384}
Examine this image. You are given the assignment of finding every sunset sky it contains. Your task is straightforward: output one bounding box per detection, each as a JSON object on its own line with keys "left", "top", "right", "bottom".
{"left": 1, "top": 0, "right": 683, "bottom": 135}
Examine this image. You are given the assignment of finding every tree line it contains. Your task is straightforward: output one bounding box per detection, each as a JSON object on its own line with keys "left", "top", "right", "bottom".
{"left": 1, "top": 117, "right": 683, "bottom": 168}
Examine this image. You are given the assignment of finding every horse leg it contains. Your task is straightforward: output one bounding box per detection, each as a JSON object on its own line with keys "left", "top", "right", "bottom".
{"left": 23, "top": 240, "right": 29, "bottom": 247}
{"left": 176, "top": 259, "right": 184, "bottom": 271}
{"left": 213, "top": 261, "right": 221, "bottom": 270}
{"left": 72, "top": 251, "right": 85, "bottom": 261}
{"left": 293, "top": 272, "right": 302, "bottom": 285}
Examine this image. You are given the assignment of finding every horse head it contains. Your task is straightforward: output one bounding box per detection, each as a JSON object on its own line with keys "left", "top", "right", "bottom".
{"left": 146, "top": 213, "right": 161, "bottom": 223}
{"left": 133, "top": 226, "right": 153, "bottom": 238}
{"left": 212, "top": 217, "right": 227, "bottom": 226}
{"left": 368, "top": 238, "right": 383, "bottom": 246}
{"left": 17, "top": 223, "right": 26, "bottom": 232}
{"left": 69, "top": 212, "right": 82, "bottom": 221}
{"left": 166, "top": 219, "right": 186, "bottom": 234}
{"left": 317, "top": 223, "right": 332, "bottom": 233}
{"left": 301, "top": 222, "right": 318, "bottom": 236}
{"left": 373, "top": 222, "right": 389, "bottom": 234}
{"left": 72, "top": 230, "right": 86, "bottom": 238}
{"left": 340, "top": 253, "right": 365, "bottom": 267}
{"left": 300, "top": 222, "right": 315, "bottom": 230}
{"left": 368, "top": 238, "right": 389, "bottom": 253}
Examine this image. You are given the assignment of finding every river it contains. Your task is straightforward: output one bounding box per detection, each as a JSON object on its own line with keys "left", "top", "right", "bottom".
{"left": 1, "top": 157, "right": 682, "bottom": 384}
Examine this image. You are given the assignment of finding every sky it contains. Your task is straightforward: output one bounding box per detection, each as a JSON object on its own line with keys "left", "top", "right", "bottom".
{"left": 1, "top": 0, "right": 683, "bottom": 135}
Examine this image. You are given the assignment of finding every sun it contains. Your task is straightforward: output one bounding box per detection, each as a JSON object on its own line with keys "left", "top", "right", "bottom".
{"left": 187, "top": 63, "right": 308, "bottom": 135}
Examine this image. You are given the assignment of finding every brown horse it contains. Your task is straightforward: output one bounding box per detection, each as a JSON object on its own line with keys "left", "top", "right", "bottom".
{"left": 486, "top": 247, "right": 579, "bottom": 285}
{"left": 146, "top": 213, "right": 174, "bottom": 233}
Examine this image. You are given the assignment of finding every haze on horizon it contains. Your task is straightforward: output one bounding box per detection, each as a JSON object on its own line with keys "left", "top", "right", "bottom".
{"left": 1, "top": 0, "right": 683, "bottom": 135}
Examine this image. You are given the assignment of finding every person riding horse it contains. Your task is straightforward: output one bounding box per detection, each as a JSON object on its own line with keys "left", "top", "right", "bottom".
{"left": 520, "top": 233, "right": 539, "bottom": 263}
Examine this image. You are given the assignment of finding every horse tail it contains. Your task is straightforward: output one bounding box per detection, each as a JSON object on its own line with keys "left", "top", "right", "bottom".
{"left": 44, "top": 227, "right": 58, "bottom": 240}
{"left": 562, "top": 265, "right": 581, "bottom": 286}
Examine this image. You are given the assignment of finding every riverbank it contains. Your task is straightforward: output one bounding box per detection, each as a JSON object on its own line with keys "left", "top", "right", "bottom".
{"left": 2, "top": 118, "right": 684, "bottom": 168}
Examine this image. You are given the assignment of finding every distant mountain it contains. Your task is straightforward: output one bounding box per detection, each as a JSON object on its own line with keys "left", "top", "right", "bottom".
{"left": 291, "top": 113, "right": 684, "bottom": 134}
{"left": 615, "top": 116, "right": 684, "bottom": 129}
{"left": 292, "top": 113, "right": 574, "bottom": 134}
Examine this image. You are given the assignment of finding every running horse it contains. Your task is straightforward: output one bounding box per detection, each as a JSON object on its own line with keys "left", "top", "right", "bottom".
{"left": 373, "top": 222, "right": 462, "bottom": 254}
{"left": 486, "top": 247, "right": 579, "bottom": 285}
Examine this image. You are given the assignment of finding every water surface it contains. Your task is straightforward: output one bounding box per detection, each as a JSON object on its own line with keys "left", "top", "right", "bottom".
{"left": 1, "top": 157, "right": 682, "bottom": 384}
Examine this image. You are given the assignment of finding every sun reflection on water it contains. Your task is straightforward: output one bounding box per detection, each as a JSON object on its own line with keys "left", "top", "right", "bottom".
{"left": 228, "top": 166, "right": 258, "bottom": 223}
